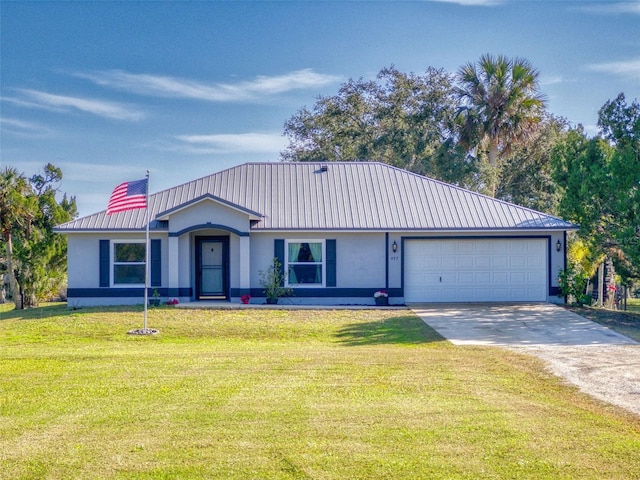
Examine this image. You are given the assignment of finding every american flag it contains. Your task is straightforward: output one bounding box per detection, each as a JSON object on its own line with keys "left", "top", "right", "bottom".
{"left": 106, "top": 178, "right": 148, "bottom": 215}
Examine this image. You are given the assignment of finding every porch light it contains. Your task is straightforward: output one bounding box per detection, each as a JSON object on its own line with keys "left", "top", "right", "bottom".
{"left": 556, "top": 239, "right": 562, "bottom": 252}
{"left": 392, "top": 241, "right": 398, "bottom": 253}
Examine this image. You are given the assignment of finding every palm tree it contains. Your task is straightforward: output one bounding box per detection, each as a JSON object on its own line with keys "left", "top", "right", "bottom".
{"left": 456, "top": 54, "right": 546, "bottom": 185}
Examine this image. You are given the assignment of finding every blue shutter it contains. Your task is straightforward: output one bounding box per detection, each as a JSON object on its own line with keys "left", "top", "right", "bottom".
{"left": 99, "top": 240, "right": 110, "bottom": 287}
{"left": 151, "top": 239, "right": 161, "bottom": 287}
{"left": 274, "top": 239, "right": 285, "bottom": 286}
{"left": 326, "top": 239, "right": 336, "bottom": 287}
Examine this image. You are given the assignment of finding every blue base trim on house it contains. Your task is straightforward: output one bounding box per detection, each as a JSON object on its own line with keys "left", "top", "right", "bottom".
{"left": 67, "top": 288, "right": 193, "bottom": 298}
{"left": 238, "top": 288, "right": 403, "bottom": 298}
{"left": 230, "top": 289, "right": 252, "bottom": 297}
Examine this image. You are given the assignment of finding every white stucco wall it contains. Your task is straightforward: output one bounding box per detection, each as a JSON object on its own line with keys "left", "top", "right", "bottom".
{"left": 66, "top": 233, "right": 101, "bottom": 289}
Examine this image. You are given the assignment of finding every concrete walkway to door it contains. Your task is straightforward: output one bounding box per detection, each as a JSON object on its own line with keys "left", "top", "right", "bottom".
{"left": 411, "top": 303, "right": 640, "bottom": 416}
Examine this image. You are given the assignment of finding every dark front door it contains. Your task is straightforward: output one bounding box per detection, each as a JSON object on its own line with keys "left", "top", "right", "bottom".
{"left": 196, "top": 237, "right": 229, "bottom": 300}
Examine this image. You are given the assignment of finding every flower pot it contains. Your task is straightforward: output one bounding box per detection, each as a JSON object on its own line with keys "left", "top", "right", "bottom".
{"left": 266, "top": 298, "right": 278, "bottom": 305}
{"left": 375, "top": 297, "right": 389, "bottom": 306}
{"left": 149, "top": 299, "right": 161, "bottom": 307}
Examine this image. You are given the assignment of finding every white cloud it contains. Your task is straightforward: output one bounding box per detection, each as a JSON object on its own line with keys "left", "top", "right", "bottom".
{"left": 577, "top": 1, "right": 640, "bottom": 15}
{"left": 0, "top": 117, "right": 53, "bottom": 138}
{"left": 587, "top": 58, "right": 640, "bottom": 81}
{"left": 14, "top": 89, "right": 145, "bottom": 121}
{"left": 172, "top": 132, "right": 287, "bottom": 155}
{"left": 74, "top": 69, "right": 342, "bottom": 102}
{"left": 539, "top": 75, "right": 568, "bottom": 86}
{"left": 55, "top": 161, "right": 147, "bottom": 183}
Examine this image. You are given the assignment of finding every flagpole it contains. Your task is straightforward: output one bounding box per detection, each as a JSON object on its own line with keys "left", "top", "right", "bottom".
{"left": 143, "top": 170, "right": 150, "bottom": 331}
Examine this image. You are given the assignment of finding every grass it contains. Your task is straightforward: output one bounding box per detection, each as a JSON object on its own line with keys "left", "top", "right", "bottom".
{"left": 628, "top": 297, "right": 640, "bottom": 315}
{"left": 1, "top": 304, "right": 639, "bottom": 479}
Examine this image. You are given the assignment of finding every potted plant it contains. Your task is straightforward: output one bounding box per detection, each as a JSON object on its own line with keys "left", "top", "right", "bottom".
{"left": 259, "top": 258, "right": 293, "bottom": 304}
{"left": 150, "top": 288, "right": 161, "bottom": 307}
{"left": 374, "top": 290, "right": 389, "bottom": 306}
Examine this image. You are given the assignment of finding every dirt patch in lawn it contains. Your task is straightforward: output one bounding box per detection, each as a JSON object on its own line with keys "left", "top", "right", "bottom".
{"left": 512, "top": 306, "right": 640, "bottom": 417}
{"left": 512, "top": 344, "right": 640, "bottom": 417}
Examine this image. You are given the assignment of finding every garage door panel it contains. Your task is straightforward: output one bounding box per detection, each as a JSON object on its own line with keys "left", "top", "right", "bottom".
{"left": 493, "top": 256, "right": 509, "bottom": 268}
{"left": 474, "top": 242, "right": 492, "bottom": 254}
{"left": 441, "top": 243, "right": 457, "bottom": 254}
{"left": 405, "top": 239, "right": 547, "bottom": 303}
{"left": 475, "top": 256, "right": 492, "bottom": 269}
{"left": 458, "top": 272, "right": 474, "bottom": 284}
{"left": 510, "top": 256, "right": 526, "bottom": 267}
{"left": 528, "top": 271, "right": 546, "bottom": 283}
{"left": 474, "top": 272, "right": 492, "bottom": 283}
{"left": 493, "top": 272, "right": 509, "bottom": 283}
{"left": 440, "top": 257, "right": 456, "bottom": 269}
{"left": 457, "top": 242, "right": 475, "bottom": 253}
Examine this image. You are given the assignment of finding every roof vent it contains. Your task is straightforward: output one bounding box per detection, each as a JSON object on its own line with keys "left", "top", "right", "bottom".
{"left": 320, "top": 164, "right": 328, "bottom": 172}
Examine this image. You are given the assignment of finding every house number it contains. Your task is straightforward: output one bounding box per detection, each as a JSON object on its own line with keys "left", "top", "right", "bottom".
{"left": 390, "top": 256, "right": 399, "bottom": 261}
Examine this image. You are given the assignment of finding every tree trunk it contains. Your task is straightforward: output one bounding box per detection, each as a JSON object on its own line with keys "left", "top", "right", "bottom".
{"left": 4, "top": 233, "right": 23, "bottom": 310}
{"left": 488, "top": 145, "right": 498, "bottom": 168}
{"left": 486, "top": 139, "right": 500, "bottom": 197}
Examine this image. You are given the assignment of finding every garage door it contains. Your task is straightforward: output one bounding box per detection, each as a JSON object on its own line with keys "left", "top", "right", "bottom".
{"left": 404, "top": 238, "right": 547, "bottom": 303}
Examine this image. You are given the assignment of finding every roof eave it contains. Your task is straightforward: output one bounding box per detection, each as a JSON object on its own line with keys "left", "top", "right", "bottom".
{"left": 156, "top": 193, "right": 263, "bottom": 221}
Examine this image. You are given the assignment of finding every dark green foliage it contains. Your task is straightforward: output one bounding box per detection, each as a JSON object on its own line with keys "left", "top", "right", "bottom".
{"left": 552, "top": 94, "right": 640, "bottom": 282}
{"left": 282, "top": 66, "right": 476, "bottom": 187}
{"left": 557, "top": 265, "right": 590, "bottom": 305}
{"left": 282, "top": 57, "right": 553, "bottom": 203}
{"left": 495, "top": 114, "right": 567, "bottom": 214}
{"left": 0, "top": 164, "right": 77, "bottom": 308}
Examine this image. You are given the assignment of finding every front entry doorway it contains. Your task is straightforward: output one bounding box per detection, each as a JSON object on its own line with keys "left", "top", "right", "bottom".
{"left": 196, "top": 236, "right": 229, "bottom": 300}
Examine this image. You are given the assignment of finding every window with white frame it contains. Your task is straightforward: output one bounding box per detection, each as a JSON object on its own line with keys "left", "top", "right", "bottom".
{"left": 113, "top": 241, "right": 146, "bottom": 285}
{"left": 286, "top": 240, "right": 324, "bottom": 287}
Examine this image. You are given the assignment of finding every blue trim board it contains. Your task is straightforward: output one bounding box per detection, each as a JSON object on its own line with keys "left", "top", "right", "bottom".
{"left": 68, "top": 288, "right": 192, "bottom": 298}
{"left": 69, "top": 287, "right": 402, "bottom": 299}
{"left": 169, "top": 224, "right": 250, "bottom": 237}
{"left": 240, "top": 288, "right": 403, "bottom": 298}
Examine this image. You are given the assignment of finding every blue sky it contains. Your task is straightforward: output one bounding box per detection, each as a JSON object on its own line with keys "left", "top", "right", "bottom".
{"left": 2, "top": 0, "right": 639, "bottom": 217}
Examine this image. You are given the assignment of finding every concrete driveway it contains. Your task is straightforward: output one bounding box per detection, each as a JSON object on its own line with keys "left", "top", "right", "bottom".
{"left": 410, "top": 303, "right": 640, "bottom": 416}
{"left": 410, "top": 303, "right": 636, "bottom": 346}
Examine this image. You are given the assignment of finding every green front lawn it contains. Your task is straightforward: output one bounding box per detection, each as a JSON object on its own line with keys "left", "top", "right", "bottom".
{"left": 628, "top": 297, "right": 640, "bottom": 315}
{"left": 1, "top": 304, "right": 639, "bottom": 479}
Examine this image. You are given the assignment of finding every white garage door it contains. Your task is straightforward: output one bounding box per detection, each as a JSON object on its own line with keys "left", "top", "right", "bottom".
{"left": 404, "top": 238, "right": 547, "bottom": 303}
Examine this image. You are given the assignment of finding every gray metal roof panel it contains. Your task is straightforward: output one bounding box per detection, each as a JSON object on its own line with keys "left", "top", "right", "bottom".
{"left": 55, "top": 162, "right": 577, "bottom": 232}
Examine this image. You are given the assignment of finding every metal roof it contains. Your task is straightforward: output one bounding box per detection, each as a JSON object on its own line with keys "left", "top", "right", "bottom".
{"left": 56, "top": 162, "right": 576, "bottom": 232}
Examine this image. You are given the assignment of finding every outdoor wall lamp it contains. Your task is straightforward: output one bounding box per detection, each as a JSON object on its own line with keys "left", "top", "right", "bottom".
{"left": 556, "top": 239, "right": 562, "bottom": 252}
{"left": 392, "top": 241, "right": 398, "bottom": 253}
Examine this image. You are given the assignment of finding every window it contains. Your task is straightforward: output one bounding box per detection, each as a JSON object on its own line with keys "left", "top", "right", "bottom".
{"left": 286, "top": 240, "right": 324, "bottom": 287}
{"left": 113, "top": 242, "right": 146, "bottom": 285}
